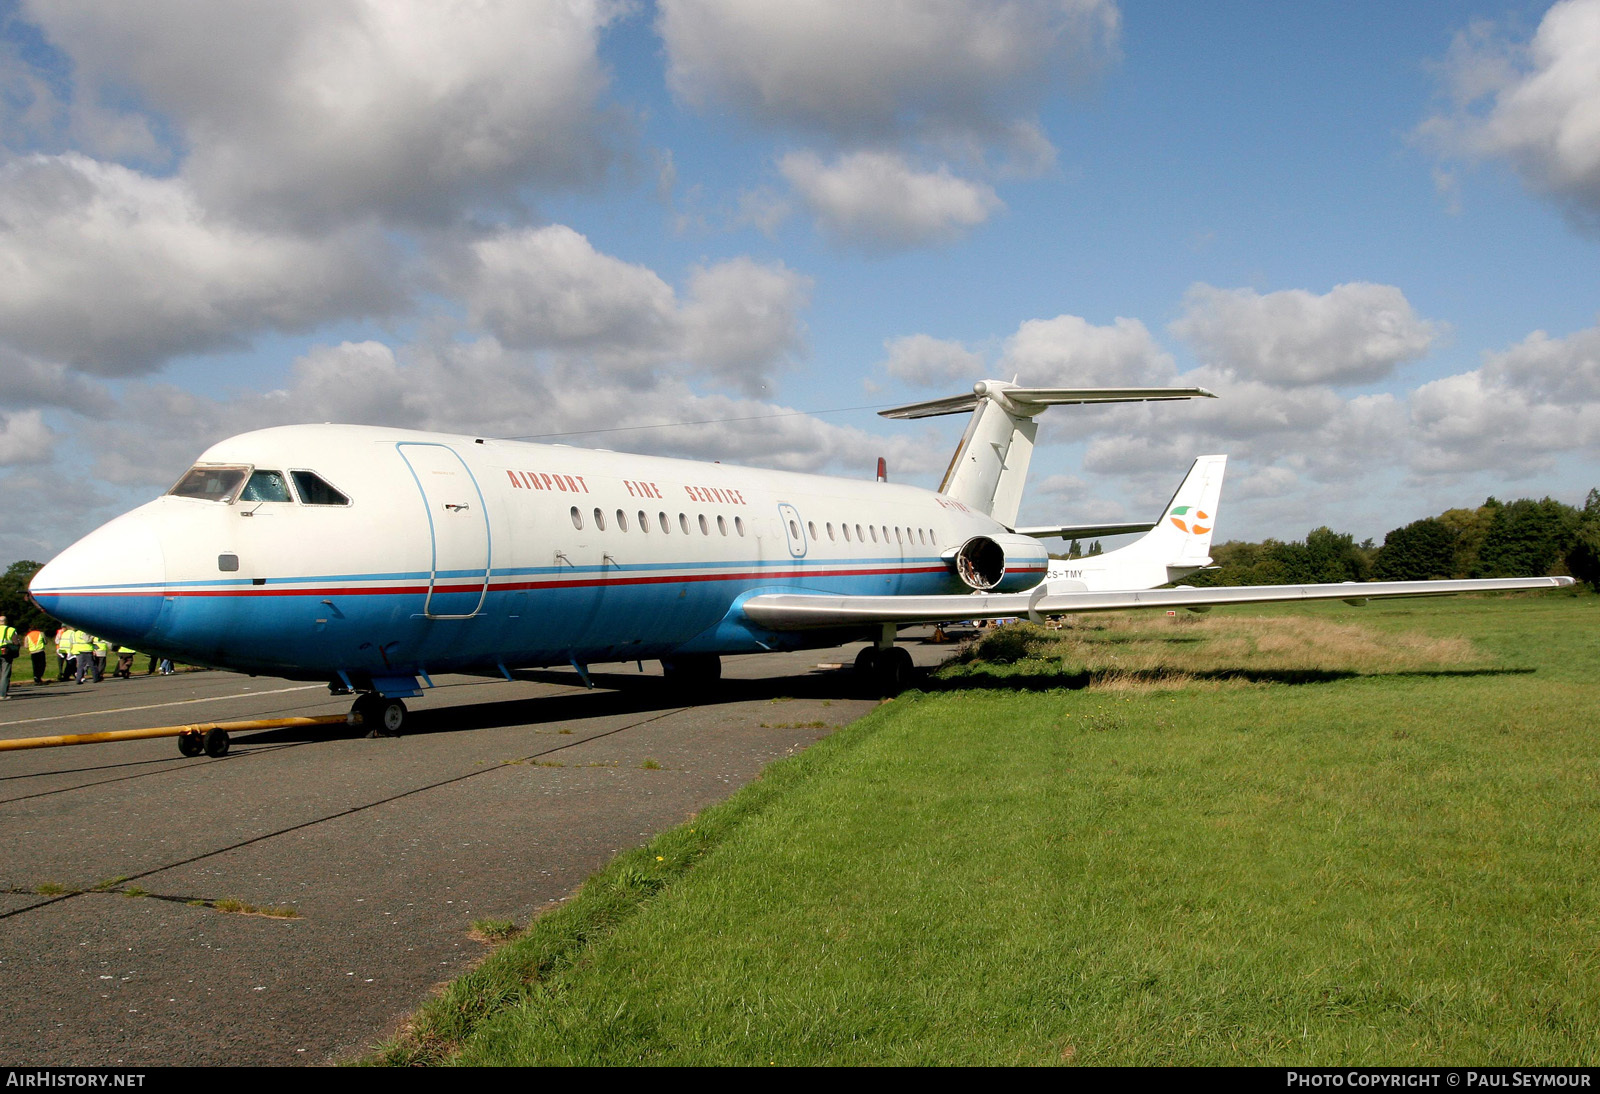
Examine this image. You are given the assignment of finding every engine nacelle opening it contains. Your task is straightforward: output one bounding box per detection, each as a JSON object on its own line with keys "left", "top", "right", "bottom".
{"left": 950, "top": 534, "right": 1050, "bottom": 593}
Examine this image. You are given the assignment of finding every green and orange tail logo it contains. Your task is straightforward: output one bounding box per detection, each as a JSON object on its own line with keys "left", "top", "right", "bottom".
{"left": 1168, "top": 505, "right": 1210, "bottom": 535}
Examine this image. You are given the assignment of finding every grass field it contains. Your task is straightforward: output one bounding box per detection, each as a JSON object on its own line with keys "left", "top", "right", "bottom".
{"left": 373, "top": 593, "right": 1600, "bottom": 1066}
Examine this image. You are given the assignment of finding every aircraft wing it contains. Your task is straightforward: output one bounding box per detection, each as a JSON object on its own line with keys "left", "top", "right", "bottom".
{"left": 1012, "top": 521, "right": 1158, "bottom": 539}
{"left": 741, "top": 577, "right": 1574, "bottom": 630}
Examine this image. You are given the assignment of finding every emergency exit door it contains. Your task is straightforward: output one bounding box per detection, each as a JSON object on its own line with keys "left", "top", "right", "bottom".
{"left": 398, "top": 443, "right": 491, "bottom": 618}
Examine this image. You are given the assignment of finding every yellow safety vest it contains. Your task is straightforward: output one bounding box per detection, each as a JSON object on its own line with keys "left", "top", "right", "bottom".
{"left": 25, "top": 630, "right": 45, "bottom": 654}
{"left": 70, "top": 632, "right": 95, "bottom": 655}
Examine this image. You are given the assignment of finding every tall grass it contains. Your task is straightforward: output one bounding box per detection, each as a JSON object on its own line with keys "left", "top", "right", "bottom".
{"left": 375, "top": 594, "right": 1599, "bottom": 1066}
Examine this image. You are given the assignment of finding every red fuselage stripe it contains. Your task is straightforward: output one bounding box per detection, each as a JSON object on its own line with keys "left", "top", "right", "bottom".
{"left": 42, "top": 562, "right": 1011, "bottom": 598}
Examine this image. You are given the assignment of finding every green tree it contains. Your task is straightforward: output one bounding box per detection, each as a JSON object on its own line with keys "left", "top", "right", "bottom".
{"left": 1472, "top": 497, "right": 1580, "bottom": 578}
{"left": 1564, "top": 489, "right": 1600, "bottom": 590}
{"left": 0, "top": 561, "right": 51, "bottom": 633}
{"left": 1438, "top": 500, "right": 1501, "bottom": 577}
{"left": 1301, "top": 526, "right": 1370, "bottom": 583}
{"left": 1372, "top": 518, "right": 1457, "bottom": 581}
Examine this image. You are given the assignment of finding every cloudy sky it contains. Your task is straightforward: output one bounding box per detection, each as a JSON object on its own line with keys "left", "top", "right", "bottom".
{"left": 2, "top": 0, "right": 1598, "bottom": 561}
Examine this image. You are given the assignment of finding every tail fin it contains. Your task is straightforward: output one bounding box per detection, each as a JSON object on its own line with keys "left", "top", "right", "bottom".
{"left": 880, "top": 380, "right": 1215, "bottom": 527}
{"left": 1112, "top": 453, "right": 1227, "bottom": 572}
{"left": 1046, "top": 455, "right": 1227, "bottom": 591}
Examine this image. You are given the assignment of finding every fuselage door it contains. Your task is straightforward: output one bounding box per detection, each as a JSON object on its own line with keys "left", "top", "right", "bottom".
{"left": 777, "top": 502, "right": 807, "bottom": 559}
{"left": 398, "top": 443, "right": 491, "bottom": 619}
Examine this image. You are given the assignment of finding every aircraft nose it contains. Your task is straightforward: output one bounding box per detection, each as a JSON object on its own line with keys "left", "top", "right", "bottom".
{"left": 30, "top": 510, "right": 168, "bottom": 645}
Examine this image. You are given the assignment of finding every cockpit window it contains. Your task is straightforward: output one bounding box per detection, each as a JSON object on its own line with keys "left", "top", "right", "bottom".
{"left": 239, "top": 470, "right": 292, "bottom": 502}
{"left": 291, "top": 470, "right": 350, "bottom": 506}
{"left": 169, "top": 465, "right": 249, "bottom": 502}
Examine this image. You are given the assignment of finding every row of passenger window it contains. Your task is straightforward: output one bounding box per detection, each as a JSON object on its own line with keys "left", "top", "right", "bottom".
{"left": 808, "top": 520, "right": 937, "bottom": 548}
{"left": 571, "top": 507, "right": 745, "bottom": 537}
{"left": 570, "top": 505, "right": 937, "bottom": 551}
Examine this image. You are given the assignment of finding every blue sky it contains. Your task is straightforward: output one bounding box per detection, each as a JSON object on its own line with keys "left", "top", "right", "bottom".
{"left": 2, "top": 0, "right": 1598, "bottom": 561}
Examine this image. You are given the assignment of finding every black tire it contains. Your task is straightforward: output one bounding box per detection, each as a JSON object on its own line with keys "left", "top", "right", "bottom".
{"left": 660, "top": 654, "right": 721, "bottom": 688}
{"left": 374, "top": 697, "right": 406, "bottom": 737}
{"left": 177, "top": 731, "right": 203, "bottom": 757}
{"left": 854, "top": 646, "right": 883, "bottom": 697}
{"left": 203, "top": 728, "right": 230, "bottom": 757}
{"left": 853, "top": 646, "right": 879, "bottom": 675}
{"left": 877, "top": 646, "right": 916, "bottom": 696}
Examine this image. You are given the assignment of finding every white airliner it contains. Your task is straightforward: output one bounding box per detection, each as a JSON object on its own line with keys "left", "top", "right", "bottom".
{"left": 29, "top": 380, "right": 1570, "bottom": 735}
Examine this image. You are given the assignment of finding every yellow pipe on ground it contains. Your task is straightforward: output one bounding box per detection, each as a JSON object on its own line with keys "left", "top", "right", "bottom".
{"left": 0, "top": 714, "right": 350, "bottom": 752}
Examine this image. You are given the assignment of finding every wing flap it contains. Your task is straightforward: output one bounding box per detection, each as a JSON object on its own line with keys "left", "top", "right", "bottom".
{"left": 742, "top": 577, "right": 1574, "bottom": 630}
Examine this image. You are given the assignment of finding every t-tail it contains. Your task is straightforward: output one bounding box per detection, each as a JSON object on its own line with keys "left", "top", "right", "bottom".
{"left": 1044, "top": 454, "right": 1228, "bottom": 592}
{"left": 878, "top": 380, "right": 1215, "bottom": 528}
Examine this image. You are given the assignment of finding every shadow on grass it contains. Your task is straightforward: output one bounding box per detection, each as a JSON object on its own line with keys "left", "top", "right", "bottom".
{"left": 923, "top": 664, "right": 1538, "bottom": 693}
{"left": 226, "top": 660, "right": 1540, "bottom": 750}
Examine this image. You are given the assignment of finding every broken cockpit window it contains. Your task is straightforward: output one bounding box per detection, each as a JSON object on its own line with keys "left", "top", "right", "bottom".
{"left": 239, "top": 470, "right": 292, "bottom": 502}
{"left": 290, "top": 471, "right": 350, "bottom": 506}
{"left": 169, "top": 465, "right": 249, "bottom": 502}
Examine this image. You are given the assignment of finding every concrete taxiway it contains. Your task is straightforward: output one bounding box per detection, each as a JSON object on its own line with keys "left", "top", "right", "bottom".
{"left": 0, "top": 638, "right": 950, "bottom": 1066}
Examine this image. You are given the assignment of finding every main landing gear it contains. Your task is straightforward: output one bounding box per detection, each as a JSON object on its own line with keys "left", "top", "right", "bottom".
{"left": 660, "top": 654, "right": 721, "bottom": 691}
{"left": 348, "top": 693, "right": 407, "bottom": 737}
{"left": 855, "top": 645, "right": 916, "bottom": 697}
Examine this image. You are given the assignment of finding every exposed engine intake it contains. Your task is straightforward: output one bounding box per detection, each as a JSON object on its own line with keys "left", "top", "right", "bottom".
{"left": 950, "top": 534, "right": 1050, "bottom": 593}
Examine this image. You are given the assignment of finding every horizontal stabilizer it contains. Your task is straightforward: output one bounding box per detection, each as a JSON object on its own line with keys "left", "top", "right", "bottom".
{"left": 879, "top": 383, "right": 1217, "bottom": 420}
{"left": 742, "top": 577, "right": 1574, "bottom": 630}
{"left": 1014, "top": 521, "right": 1157, "bottom": 540}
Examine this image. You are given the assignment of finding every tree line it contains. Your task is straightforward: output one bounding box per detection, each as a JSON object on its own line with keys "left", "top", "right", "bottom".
{"left": 1185, "top": 492, "right": 1600, "bottom": 589}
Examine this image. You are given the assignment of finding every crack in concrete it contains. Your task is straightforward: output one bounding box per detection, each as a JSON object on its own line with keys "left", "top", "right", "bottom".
{"left": 3, "top": 885, "right": 300, "bottom": 917}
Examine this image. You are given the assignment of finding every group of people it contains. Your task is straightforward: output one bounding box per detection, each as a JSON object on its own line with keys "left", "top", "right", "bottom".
{"left": 0, "top": 614, "right": 173, "bottom": 699}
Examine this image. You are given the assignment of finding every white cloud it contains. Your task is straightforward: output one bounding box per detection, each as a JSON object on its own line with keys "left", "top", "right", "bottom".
{"left": 455, "top": 225, "right": 679, "bottom": 363}
{"left": 730, "top": 187, "right": 793, "bottom": 236}
{"left": 779, "top": 150, "right": 1001, "bottom": 251}
{"left": 0, "top": 154, "right": 398, "bottom": 373}
{"left": 1420, "top": 0, "right": 1600, "bottom": 224}
{"left": 79, "top": 335, "right": 935, "bottom": 503}
{"left": 1483, "top": 323, "right": 1600, "bottom": 402}
{"left": 880, "top": 334, "right": 986, "bottom": 386}
{"left": 1229, "top": 465, "right": 1300, "bottom": 502}
{"left": 679, "top": 258, "right": 812, "bottom": 393}
{"left": 1408, "top": 370, "right": 1592, "bottom": 476}
{"left": 1170, "top": 282, "right": 1441, "bottom": 387}
{"left": 658, "top": 0, "right": 1118, "bottom": 142}
{"left": 1081, "top": 432, "right": 1192, "bottom": 476}
{"left": 448, "top": 225, "right": 811, "bottom": 388}
{"left": 25, "top": 0, "right": 628, "bottom": 227}
{"left": 1408, "top": 321, "right": 1600, "bottom": 475}
{"left": 999, "top": 314, "right": 1177, "bottom": 387}
{"left": 0, "top": 467, "right": 116, "bottom": 563}
{"left": 0, "top": 348, "right": 115, "bottom": 416}
{"left": 0, "top": 410, "right": 55, "bottom": 467}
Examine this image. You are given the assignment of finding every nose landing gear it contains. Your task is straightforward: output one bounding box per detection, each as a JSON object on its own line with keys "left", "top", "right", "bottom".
{"left": 348, "top": 693, "right": 407, "bottom": 737}
{"left": 176, "top": 727, "right": 231, "bottom": 756}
